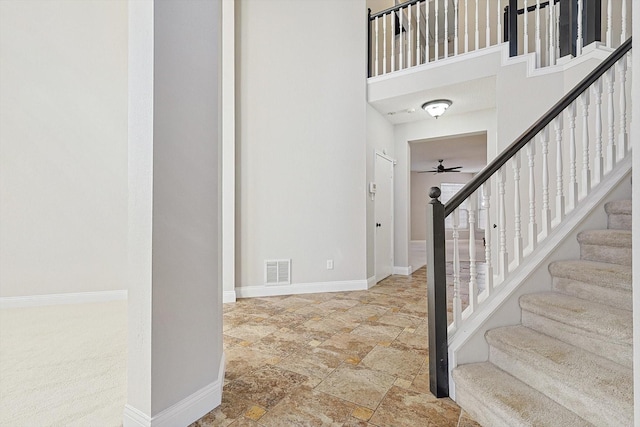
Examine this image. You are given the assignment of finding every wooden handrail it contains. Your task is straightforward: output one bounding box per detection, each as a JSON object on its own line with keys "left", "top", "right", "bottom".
{"left": 444, "top": 36, "right": 631, "bottom": 217}
{"left": 369, "top": 0, "right": 422, "bottom": 21}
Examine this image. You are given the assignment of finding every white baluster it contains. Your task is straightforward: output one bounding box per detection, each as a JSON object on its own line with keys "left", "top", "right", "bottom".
{"left": 621, "top": 0, "right": 628, "bottom": 42}
{"left": 408, "top": 4, "right": 412, "bottom": 67}
{"left": 383, "top": 14, "right": 387, "bottom": 74}
{"left": 425, "top": 1, "right": 430, "bottom": 63}
{"left": 452, "top": 208, "right": 462, "bottom": 329}
{"left": 497, "top": 0, "right": 502, "bottom": 47}
{"left": 416, "top": 3, "right": 420, "bottom": 65}
{"left": 554, "top": 3, "right": 560, "bottom": 61}
{"left": 606, "top": 0, "right": 612, "bottom": 47}
{"left": 580, "top": 91, "right": 591, "bottom": 196}
{"left": 576, "top": 0, "right": 583, "bottom": 56}
{"left": 399, "top": 9, "right": 404, "bottom": 69}
{"left": 464, "top": 0, "right": 469, "bottom": 52}
{"left": 526, "top": 141, "right": 537, "bottom": 251}
{"left": 512, "top": 152, "right": 523, "bottom": 265}
{"left": 435, "top": 0, "right": 439, "bottom": 60}
{"left": 482, "top": 182, "right": 493, "bottom": 294}
{"left": 544, "top": 5, "right": 550, "bottom": 66}
{"left": 541, "top": 127, "right": 551, "bottom": 236}
{"left": 593, "top": 77, "right": 604, "bottom": 183}
{"left": 444, "top": 0, "right": 449, "bottom": 58}
{"left": 523, "top": 0, "right": 529, "bottom": 54}
{"left": 618, "top": 56, "right": 628, "bottom": 157}
{"left": 454, "top": 0, "right": 459, "bottom": 56}
{"left": 391, "top": 12, "right": 396, "bottom": 71}
{"left": 468, "top": 195, "right": 478, "bottom": 311}
{"left": 554, "top": 115, "right": 565, "bottom": 222}
{"left": 549, "top": 2, "right": 556, "bottom": 65}
{"left": 605, "top": 67, "right": 616, "bottom": 171}
{"left": 535, "top": 0, "right": 541, "bottom": 67}
{"left": 374, "top": 18, "right": 379, "bottom": 76}
{"left": 498, "top": 166, "right": 508, "bottom": 280}
{"left": 568, "top": 102, "right": 578, "bottom": 209}
{"left": 474, "top": 0, "right": 479, "bottom": 50}
{"left": 485, "top": 0, "right": 490, "bottom": 47}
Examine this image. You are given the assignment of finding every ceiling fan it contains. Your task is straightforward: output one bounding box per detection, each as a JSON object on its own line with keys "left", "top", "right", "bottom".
{"left": 418, "top": 159, "right": 463, "bottom": 174}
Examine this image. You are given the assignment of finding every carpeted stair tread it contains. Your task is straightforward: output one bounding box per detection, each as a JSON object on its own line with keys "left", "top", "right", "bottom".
{"left": 520, "top": 292, "right": 632, "bottom": 367}
{"left": 577, "top": 229, "right": 632, "bottom": 266}
{"left": 452, "top": 363, "right": 593, "bottom": 427}
{"left": 520, "top": 292, "right": 632, "bottom": 342}
{"left": 577, "top": 229, "right": 632, "bottom": 247}
{"left": 604, "top": 199, "right": 632, "bottom": 215}
{"left": 549, "top": 260, "right": 631, "bottom": 291}
{"left": 549, "top": 259, "right": 632, "bottom": 310}
{"left": 605, "top": 199, "right": 632, "bottom": 230}
{"left": 486, "top": 325, "right": 633, "bottom": 426}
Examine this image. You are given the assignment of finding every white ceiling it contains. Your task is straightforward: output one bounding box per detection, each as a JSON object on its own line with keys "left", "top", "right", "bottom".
{"left": 410, "top": 132, "right": 487, "bottom": 173}
{"left": 370, "top": 77, "right": 497, "bottom": 125}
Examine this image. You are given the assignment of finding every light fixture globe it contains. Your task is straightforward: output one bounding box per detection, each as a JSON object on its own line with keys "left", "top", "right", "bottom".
{"left": 421, "top": 99, "right": 452, "bottom": 119}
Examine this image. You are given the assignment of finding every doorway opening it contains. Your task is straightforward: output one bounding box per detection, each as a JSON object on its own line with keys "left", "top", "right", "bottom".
{"left": 408, "top": 131, "right": 487, "bottom": 270}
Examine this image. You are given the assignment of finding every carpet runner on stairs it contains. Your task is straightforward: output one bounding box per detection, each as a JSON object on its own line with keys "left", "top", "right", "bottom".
{"left": 451, "top": 199, "right": 633, "bottom": 427}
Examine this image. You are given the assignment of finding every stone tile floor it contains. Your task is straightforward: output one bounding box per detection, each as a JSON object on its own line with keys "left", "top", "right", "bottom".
{"left": 192, "top": 267, "right": 481, "bottom": 427}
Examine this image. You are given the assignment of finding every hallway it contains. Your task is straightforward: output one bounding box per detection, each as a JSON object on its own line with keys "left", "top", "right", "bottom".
{"left": 193, "top": 269, "right": 480, "bottom": 426}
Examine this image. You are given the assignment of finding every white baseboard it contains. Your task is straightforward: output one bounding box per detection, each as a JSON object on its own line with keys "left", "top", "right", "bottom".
{"left": 393, "top": 266, "right": 412, "bottom": 276}
{"left": 223, "top": 290, "right": 237, "bottom": 303}
{"left": 123, "top": 352, "right": 225, "bottom": 427}
{"left": 236, "top": 279, "right": 369, "bottom": 298}
{"left": 0, "top": 290, "right": 128, "bottom": 309}
{"left": 367, "top": 276, "right": 377, "bottom": 289}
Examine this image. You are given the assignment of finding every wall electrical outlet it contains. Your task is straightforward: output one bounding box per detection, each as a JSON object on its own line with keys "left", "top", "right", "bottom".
{"left": 326, "top": 259, "right": 334, "bottom": 270}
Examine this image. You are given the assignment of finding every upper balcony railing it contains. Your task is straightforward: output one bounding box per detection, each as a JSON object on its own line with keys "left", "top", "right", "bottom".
{"left": 368, "top": 0, "right": 630, "bottom": 78}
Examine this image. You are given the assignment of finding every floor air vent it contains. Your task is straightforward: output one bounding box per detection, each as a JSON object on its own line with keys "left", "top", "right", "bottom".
{"left": 265, "top": 259, "right": 291, "bottom": 285}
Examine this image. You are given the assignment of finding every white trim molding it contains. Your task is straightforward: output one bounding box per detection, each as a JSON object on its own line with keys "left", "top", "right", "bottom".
{"left": 123, "top": 352, "right": 226, "bottom": 427}
{"left": 236, "top": 279, "right": 369, "bottom": 299}
{"left": 393, "top": 266, "right": 413, "bottom": 276}
{"left": 0, "top": 290, "right": 127, "bottom": 309}
{"left": 367, "top": 276, "right": 377, "bottom": 289}
{"left": 223, "top": 290, "right": 237, "bottom": 304}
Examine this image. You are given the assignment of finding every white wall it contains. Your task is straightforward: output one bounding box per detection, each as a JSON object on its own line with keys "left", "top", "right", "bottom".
{"left": 236, "top": 0, "right": 367, "bottom": 289}
{"left": 126, "top": 0, "right": 224, "bottom": 424}
{"left": 410, "top": 171, "right": 475, "bottom": 240}
{"left": 0, "top": 0, "right": 128, "bottom": 298}
{"left": 366, "top": 105, "right": 395, "bottom": 279}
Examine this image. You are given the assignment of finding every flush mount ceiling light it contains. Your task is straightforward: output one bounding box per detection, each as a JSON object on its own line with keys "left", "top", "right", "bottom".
{"left": 421, "top": 99, "right": 452, "bottom": 119}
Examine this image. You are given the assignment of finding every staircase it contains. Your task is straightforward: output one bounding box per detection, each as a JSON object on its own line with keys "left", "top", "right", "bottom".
{"left": 452, "top": 199, "right": 633, "bottom": 426}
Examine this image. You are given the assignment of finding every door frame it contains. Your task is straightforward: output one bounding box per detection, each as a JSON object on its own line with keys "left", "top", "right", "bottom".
{"left": 374, "top": 150, "right": 396, "bottom": 283}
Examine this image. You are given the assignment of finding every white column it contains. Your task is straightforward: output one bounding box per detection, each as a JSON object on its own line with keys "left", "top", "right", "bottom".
{"left": 125, "top": 2, "right": 224, "bottom": 426}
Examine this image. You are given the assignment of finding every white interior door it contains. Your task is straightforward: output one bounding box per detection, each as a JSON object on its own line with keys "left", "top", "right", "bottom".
{"left": 375, "top": 153, "right": 394, "bottom": 282}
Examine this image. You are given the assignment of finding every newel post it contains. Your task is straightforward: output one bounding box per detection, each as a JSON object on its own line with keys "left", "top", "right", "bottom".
{"left": 426, "top": 187, "right": 449, "bottom": 398}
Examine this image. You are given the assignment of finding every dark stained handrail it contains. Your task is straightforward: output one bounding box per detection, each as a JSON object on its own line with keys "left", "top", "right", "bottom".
{"left": 369, "top": 0, "right": 422, "bottom": 21}
{"left": 444, "top": 36, "right": 631, "bottom": 217}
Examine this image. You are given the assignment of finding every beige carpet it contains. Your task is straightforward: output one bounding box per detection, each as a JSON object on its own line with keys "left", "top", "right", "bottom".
{"left": 0, "top": 301, "right": 127, "bottom": 427}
